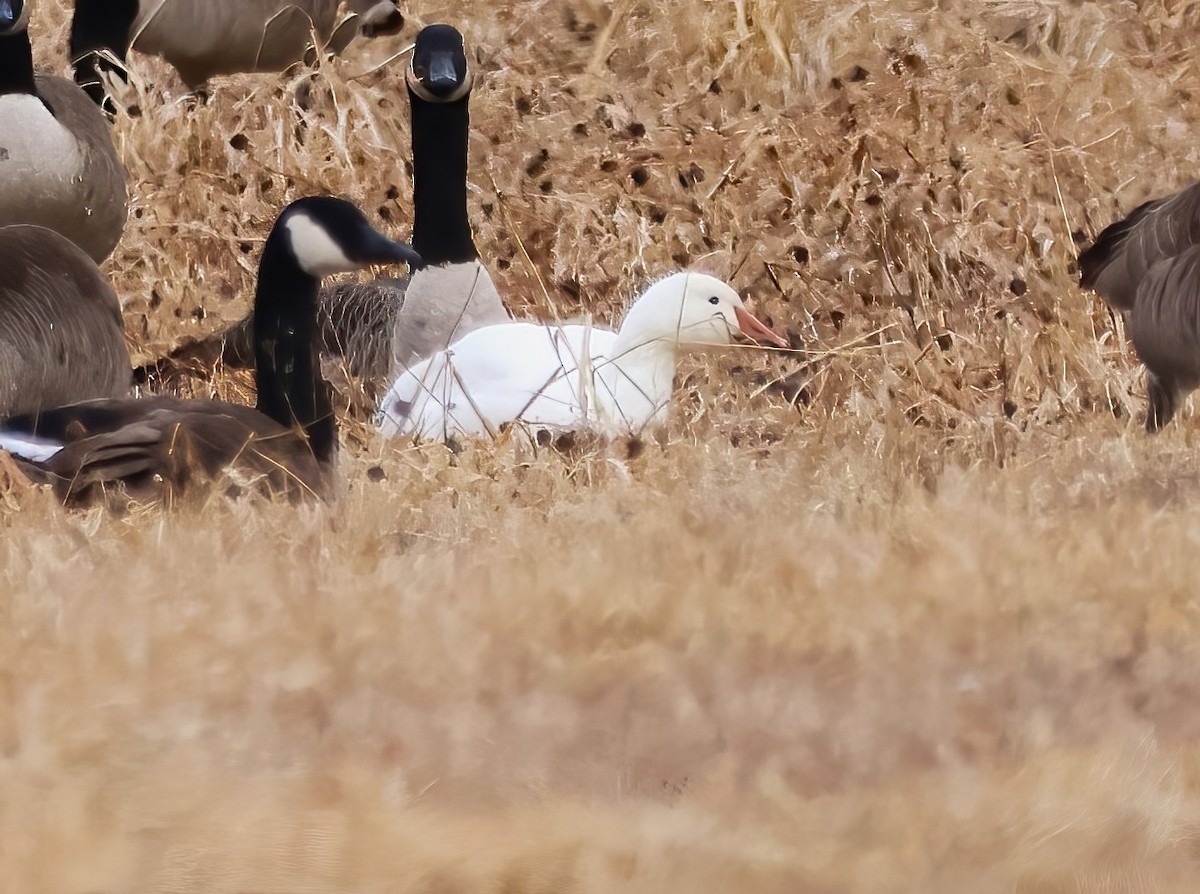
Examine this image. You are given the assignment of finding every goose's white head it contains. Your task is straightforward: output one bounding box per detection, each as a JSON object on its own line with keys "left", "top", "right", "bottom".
{"left": 623, "top": 271, "right": 788, "bottom": 350}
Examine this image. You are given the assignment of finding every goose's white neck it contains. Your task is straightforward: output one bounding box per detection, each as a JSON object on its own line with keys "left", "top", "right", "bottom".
{"left": 598, "top": 288, "right": 686, "bottom": 432}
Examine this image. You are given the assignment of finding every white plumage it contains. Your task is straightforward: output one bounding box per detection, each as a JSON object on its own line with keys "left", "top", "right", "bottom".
{"left": 0, "top": 430, "right": 63, "bottom": 462}
{"left": 378, "top": 271, "right": 787, "bottom": 441}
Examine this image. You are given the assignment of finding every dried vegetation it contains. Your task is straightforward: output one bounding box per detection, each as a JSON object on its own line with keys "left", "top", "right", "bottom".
{"left": 4, "top": 0, "right": 1200, "bottom": 891}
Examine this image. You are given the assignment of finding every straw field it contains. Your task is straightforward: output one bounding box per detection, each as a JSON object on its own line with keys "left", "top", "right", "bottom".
{"left": 4, "top": 0, "right": 1200, "bottom": 890}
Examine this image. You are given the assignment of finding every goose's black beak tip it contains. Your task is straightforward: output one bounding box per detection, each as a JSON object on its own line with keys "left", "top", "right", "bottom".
{"left": 387, "top": 241, "right": 421, "bottom": 268}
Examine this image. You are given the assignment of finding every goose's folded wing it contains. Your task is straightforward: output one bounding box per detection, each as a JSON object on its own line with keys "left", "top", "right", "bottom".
{"left": 1080, "top": 182, "right": 1200, "bottom": 311}
{"left": 2, "top": 397, "right": 326, "bottom": 501}
{"left": 318, "top": 277, "right": 407, "bottom": 380}
{"left": 1127, "top": 245, "right": 1200, "bottom": 388}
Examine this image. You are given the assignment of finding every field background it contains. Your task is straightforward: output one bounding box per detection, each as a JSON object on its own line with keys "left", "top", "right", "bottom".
{"left": 4, "top": 0, "right": 1200, "bottom": 890}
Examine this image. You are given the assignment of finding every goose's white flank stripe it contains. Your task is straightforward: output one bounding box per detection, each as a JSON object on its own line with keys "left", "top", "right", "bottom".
{"left": 0, "top": 430, "right": 65, "bottom": 463}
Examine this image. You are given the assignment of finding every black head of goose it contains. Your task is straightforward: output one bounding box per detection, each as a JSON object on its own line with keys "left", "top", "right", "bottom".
{"left": 144, "top": 23, "right": 507, "bottom": 392}
{"left": 0, "top": 0, "right": 127, "bottom": 262}
{"left": 70, "top": 0, "right": 403, "bottom": 106}
{"left": 1079, "top": 181, "right": 1200, "bottom": 430}
{"left": 0, "top": 197, "right": 420, "bottom": 504}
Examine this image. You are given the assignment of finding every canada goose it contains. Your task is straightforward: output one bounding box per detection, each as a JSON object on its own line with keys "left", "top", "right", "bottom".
{"left": 0, "top": 0, "right": 127, "bottom": 262}
{"left": 70, "top": 0, "right": 404, "bottom": 106}
{"left": 140, "top": 23, "right": 508, "bottom": 390}
{"left": 378, "top": 272, "right": 788, "bottom": 441}
{"left": 0, "top": 197, "right": 419, "bottom": 504}
{"left": 1079, "top": 182, "right": 1200, "bottom": 430}
{"left": 0, "top": 224, "right": 131, "bottom": 418}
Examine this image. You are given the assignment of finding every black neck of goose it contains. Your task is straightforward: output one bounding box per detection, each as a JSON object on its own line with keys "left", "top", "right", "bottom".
{"left": 253, "top": 234, "right": 336, "bottom": 464}
{"left": 409, "top": 89, "right": 477, "bottom": 267}
{"left": 70, "top": 0, "right": 135, "bottom": 106}
{"left": 0, "top": 29, "right": 36, "bottom": 96}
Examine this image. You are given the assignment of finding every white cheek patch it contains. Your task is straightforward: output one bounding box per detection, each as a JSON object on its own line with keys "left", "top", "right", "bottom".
{"left": 285, "top": 213, "right": 356, "bottom": 277}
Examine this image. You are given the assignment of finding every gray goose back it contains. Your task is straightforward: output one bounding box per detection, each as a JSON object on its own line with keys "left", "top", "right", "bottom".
{"left": 1080, "top": 182, "right": 1200, "bottom": 429}
{"left": 0, "top": 225, "right": 130, "bottom": 417}
{"left": 73, "top": 0, "right": 403, "bottom": 92}
{"left": 1080, "top": 182, "right": 1200, "bottom": 312}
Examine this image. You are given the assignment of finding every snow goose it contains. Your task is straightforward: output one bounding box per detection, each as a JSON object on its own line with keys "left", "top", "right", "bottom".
{"left": 0, "top": 0, "right": 127, "bottom": 262}
{"left": 0, "top": 197, "right": 419, "bottom": 504}
{"left": 378, "top": 271, "right": 787, "bottom": 441}
{"left": 1079, "top": 182, "right": 1200, "bottom": 430}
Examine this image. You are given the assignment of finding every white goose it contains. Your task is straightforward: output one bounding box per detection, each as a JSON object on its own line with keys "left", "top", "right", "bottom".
{"left": 378, "top": 271, "right": 787, "bottom": 441}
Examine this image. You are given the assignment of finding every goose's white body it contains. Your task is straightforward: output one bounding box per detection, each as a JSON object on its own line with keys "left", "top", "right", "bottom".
{"left": 379, "top": 272, "right": 787, "bottom": 441}
{"left": 381, "top": 320, "right": 638, "bottom": 439}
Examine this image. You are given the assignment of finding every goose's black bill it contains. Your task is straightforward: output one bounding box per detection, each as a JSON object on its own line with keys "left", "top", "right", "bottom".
{"left": 354, "top": 233, "right": 421, "bottom": 268}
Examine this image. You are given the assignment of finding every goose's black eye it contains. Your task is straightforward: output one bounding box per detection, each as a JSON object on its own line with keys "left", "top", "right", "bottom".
{"left": 708, "top": 296, "right": 720, "bottom": 305}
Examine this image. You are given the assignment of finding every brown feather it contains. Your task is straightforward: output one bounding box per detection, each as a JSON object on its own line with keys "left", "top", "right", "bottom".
{"left": 127, "top": 0, "right": 398, "bottom": 88}
{"left": 1079, "top": 182, "right": 1200, "bottom": 312}
{"left": 1080, "top": 183, "right": 1200, "bottom": 429}
{"left": 1126, "top": 246, "right": 1200, "bottom": 430}
{"left": 0, "top": 225, "right": 131, "bottom": 417}
{"left": 5, "top": 397, "right": 328, "bottom": 505}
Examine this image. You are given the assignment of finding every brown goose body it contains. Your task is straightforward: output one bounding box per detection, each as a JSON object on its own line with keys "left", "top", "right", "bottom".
{"left": 1080, "top": 183, "right": 1200, "bottom": 312}
{"left": 210, "top": 272, "right": 411, "bottom": 380}
{"left": 159, "top": 262, "right": 507, "bottom": 388}
{"left": 1, "top": 197, "right": 420, "bottom": 505}
{"left": 4, "top": 396, "right": 326, "bottom": 503}
{"left": 0, "top": 5, "right": 127, "bottom": 263}
{"left": 1080, "top": 182, "right": 1200, "bottom": 429}
{"left": 72, "top": 0, "right": 403, "bottom": 94}
{"left": 0, "top": 225, "right": 130, "bottom": 418}
{"left": 315, "top": 261, "right": 507, "bottom": 380}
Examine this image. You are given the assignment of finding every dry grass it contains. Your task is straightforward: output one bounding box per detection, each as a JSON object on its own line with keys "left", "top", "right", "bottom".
{"left": 5, "top": 0, "right": 1200, "bottom": 890}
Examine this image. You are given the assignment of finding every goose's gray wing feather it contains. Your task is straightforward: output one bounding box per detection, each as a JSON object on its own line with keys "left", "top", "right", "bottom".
{"left": 139, "top": 275, "right": 408, "bottom": 385}
{"left": 0, "top": 225, "right": 130, "bottom": 418}
{"left": 317, "top": 276, "right": 407, "bottom": 380}
{"left": 1128, "top": 245, "right": 1200, "bottom": 393}
{"left": 4, "top": 397, "right": 327, "bottom": 503}
{"left": 1080, "top": 182, "right": 1200, "bottom": 312}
